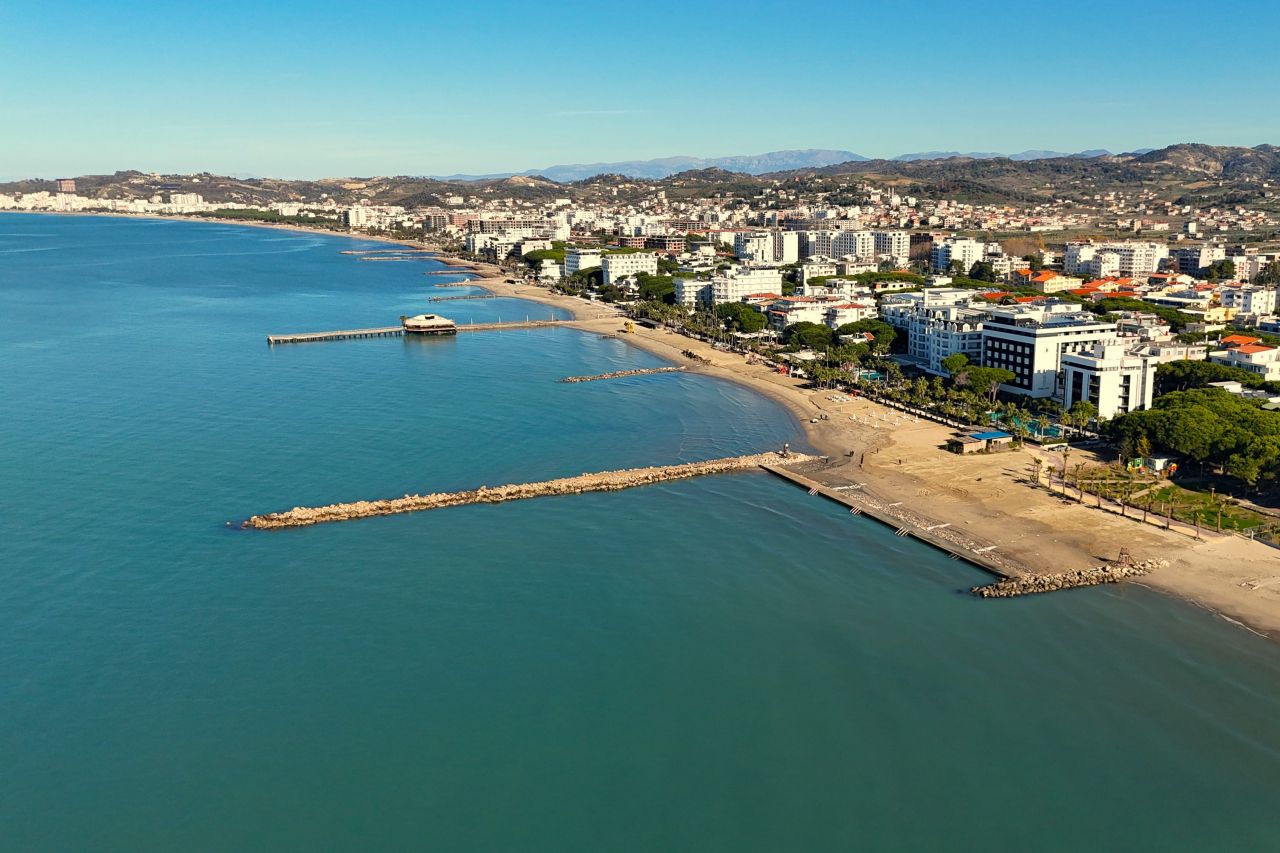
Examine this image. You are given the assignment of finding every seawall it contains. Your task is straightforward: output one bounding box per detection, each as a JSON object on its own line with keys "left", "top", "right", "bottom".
{"left": 244, "top": 451, "right": 814, "bottom": 530}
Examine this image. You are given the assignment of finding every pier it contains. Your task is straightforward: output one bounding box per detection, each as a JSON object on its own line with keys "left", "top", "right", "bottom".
{"left": 427, "top": 294, "right": 497, "bottom": 302}
{"left": 761, "top": 464, "right": 1015, "bottom": 577}
{"left": 267, "top": 326, "right": 404, "bottom": 345}
{"left": 763, "top": 465, "right": 1164, "bottom": 595}
{"left": 561, "top": 367, "right": 687, "bottom": 383}
{"left": 266, "top": 318, "right": 574, "bottom": 345}
{"left": 243, "top": 451, "right": 813, "bottom": 529}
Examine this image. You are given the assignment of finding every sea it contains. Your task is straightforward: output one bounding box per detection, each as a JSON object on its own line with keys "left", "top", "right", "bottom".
{"left": 2, "top": 213, "right": 1280, "bottom": 851}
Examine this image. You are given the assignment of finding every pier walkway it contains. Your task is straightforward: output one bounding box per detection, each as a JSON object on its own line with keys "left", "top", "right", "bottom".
{"left": 760, "top": 463, "right": 1014, "bottom": 578}
{"left": 267, "top": 327, "right": 403, "bottom": 345}
{"left": 266, "top": 319, "right": 575, "bottom": 345}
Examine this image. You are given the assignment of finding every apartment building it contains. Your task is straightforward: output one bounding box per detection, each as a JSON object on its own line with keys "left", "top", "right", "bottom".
{"left": 1064, "top": 241, "right": 1169, "bottom": 278}
{"left": 1061, "top": 342, "right": 1158, "bottom": 419}
{"left": 564, "top": 248, "right": 603, "bottom": 278}
{"left": 980, "top": 303, "right": 1117, "bottom": 397}
{"left": 602, "top": 252, "right": 658, "bottom": 285}
{"left": 881, "top": 289, "right": 986, "bottom": 375}
{"left": 1169, "top": 245, "right": 1226, "bottom": 276}
{"left": 930, "top": 237, "right": 987, "bottom": 274}
{"left": 1220, "top": 286, "right": 1277, "bottom": 316}
{"left": 1208, "top": 344, "right": 1280, "bottom": 381}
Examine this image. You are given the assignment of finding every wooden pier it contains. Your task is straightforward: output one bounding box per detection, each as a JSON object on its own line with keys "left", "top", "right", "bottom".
{"left": 266, "top": 319, "right": 574, "bottom": 345}
{"left": 267, "top": 327, "right": 404, "bottom": 345}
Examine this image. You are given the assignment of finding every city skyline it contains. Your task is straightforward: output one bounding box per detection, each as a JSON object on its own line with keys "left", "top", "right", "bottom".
{"left": 3, "top": 0, "right": 1278, "bottom": 179}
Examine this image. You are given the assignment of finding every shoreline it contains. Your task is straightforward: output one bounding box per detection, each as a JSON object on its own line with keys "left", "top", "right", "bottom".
{"left": 568, "top": 315, "right": 1280, "bottom": 641}
{"left": 17, "top": 210, "right": 1280, "bottom": 639}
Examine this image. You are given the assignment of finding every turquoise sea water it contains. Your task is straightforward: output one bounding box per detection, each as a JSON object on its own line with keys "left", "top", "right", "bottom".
{"left": 3, "top": 214, "right": 1280, "bottom": 851}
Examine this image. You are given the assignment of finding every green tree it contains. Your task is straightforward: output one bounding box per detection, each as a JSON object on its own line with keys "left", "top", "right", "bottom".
{"left": 835, "top": 319, "right": 896, "bottom": 353}
{"left": 967, "top": 261, "right": 997, "bottom": 282}
{"left": 1255, "top": 261, "right": 1280, "bottom": 286}
{"left": 940, "top": 353, "right": 969, "bottom": 375}
{"left": 1201, "top": 259, "right": 1236, "bottom": 281}
{"left": 782, "top": 321, "right": 834, "bottom": 350}
{"left": 715, "top": 302, "right": 766, "bottom": 333}
{"left": 1068, "top": 400, "right": 1098, "bottom": 432}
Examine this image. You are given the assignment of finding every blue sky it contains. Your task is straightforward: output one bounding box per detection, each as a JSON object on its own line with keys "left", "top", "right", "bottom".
{"left": 2, "top": 0, "right": 1278, "bottom": 179}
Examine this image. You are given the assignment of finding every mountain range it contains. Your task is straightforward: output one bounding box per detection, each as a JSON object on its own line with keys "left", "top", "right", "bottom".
{"left": 6, "top": 144, "right": 1278, "bottom": 212}
{"left": 436, "top": 148, "right": 1141, "bottom": 181}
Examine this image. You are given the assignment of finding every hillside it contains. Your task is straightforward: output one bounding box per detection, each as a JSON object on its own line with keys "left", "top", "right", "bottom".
{"left": 5, "top": 144, "right": 1277, "bottom": 210}
{"left": 770, "top": 144, "right": 1280, "bottom": 204}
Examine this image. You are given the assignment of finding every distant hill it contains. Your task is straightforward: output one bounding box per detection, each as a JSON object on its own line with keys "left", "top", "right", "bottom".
{"left": 893, "top": 149, "right": 1112, "bottom": 162}
{"left": 436, "top": 149, "right": 869, "bottom": 181}
{"left": 5, "top": 144, "right": 1277, "bottom": 210}
{"left": 756, "top": 143, "right": 1280, "bottom": 205}
{"left": 438, "top": 147, "right": 1133, "bottom": 181}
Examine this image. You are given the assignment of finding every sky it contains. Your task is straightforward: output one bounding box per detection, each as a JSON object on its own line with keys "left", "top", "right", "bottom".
{"left": 2, "top": 0, "right": 1279, "bottom": 180}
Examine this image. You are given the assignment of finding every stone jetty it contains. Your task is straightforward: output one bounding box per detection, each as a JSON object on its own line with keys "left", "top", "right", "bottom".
{"left": 970, "top": 559, "right": 1166, "bottom": 598}
{"left": 243, "top": 451, "right": 812, "bottom": 530}
{"left": 560, "top": 367, "right": 686, "bottom": 383}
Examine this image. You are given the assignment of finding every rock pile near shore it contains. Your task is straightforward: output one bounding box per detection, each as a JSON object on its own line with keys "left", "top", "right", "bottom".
{"left": 561, "top": 367, "right": 686, "bottom": 383}
{"left": 244, "top": 451, "right": 812, "bottom": 530}
{"left": 971, "top": 559, "right": 1167, "bottom": 598}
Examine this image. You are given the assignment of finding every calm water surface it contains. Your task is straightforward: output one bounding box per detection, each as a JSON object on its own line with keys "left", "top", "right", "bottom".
{"left": 2, "top": 214, "right": 1279, "bottom": 851}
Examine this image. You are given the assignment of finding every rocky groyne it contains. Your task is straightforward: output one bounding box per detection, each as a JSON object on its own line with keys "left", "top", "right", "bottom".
{"left": 243, "top": 451, "right": 812, "bottom": 530}
{"left": 560, "top": 367, "right": 686, "bottom": 383}
{"left": 971, "top": 559, "right": 1166, "bottom": 598}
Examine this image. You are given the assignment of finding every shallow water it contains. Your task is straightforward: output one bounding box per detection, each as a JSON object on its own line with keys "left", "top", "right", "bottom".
{"left": 2, "top": 214, "right": 1279, "bottom": 851}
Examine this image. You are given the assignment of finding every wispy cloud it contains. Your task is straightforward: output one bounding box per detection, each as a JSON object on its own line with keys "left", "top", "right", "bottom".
{"left": 553, "top": 109, "right": 641, "bottom": 117}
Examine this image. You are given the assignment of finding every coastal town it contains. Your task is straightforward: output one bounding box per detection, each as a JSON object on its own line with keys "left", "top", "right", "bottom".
{"left": 9, "top": 157, "right": 1280, "bottom": 632}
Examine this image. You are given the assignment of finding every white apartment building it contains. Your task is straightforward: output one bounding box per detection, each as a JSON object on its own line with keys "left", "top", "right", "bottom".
{"left": 980, "top": 303, "right": 1118, "bottom": 397}
{"left": 711, "top": 267, "right": 784, "bottom": 305}
{"left": 832, "top": 229, "right": 875, "bottom": 260}
{"left": 773, "top": 230, "right": 800, "bottom": 265}
{"left": 1169, "top": 245, "right": 1226, "bottom": 275}
{"left": 824, "top": 302, "right": 878, "bottom": 329}
{"left": 673, "top": 277, "right": 711, "bottom": 308}
{"left": 564, "top": 248, "right": 603, "bottom": 278}
{"left": 930, "top": 237, "right": 987, "bottom": 274}
{"left": 882, "top": 289, "right": 986, "bottom": 375}
{"left": 798, "top": 230, "right": 835, "bottom": 258}
{"left": 800, "top": 258, "right": 837, "bottom": 284}
{"left": 1208, "top": 344, "right": 1280, "bottom": 381}
{"left": 873, "top": 231, "right": 911, "bottom": 267}
{"left": 1064, "top": 241, "right": 1169, "bottom": 278}
{"left": 601, "top": 252, "right": 658, "bottom": 285}
{"left": 1229, "top": 253, "right": 1279, "bottom": 283}
{"left": 1061, "top": 342, "right": 1158, "bottom": 419}
{"left": 734, "top": 232, "right": 772, "bottom": 262}
{"left": 766, "top": 297, "right": 837, "bottom": 331}
{"left": 733, "top": 229, "right": 799, "bottom": 264}
{"left": 1220, "top": 286, "right": 1277, "bottom": 316}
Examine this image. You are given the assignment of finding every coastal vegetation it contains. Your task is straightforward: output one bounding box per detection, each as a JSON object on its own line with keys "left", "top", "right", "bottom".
{"left": 1109, "top": 388, "right": 1280, "bottom": 487}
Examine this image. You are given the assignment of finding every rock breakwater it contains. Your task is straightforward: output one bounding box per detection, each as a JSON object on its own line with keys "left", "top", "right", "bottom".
{"left": 971, "top": 559, "right": 1166, "bottom": 598}
{"left": 560, "top": 367, "right": 686, "bottom": 383}
{"left": 243, "top": 451, "right": 813, "bottom": 530}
